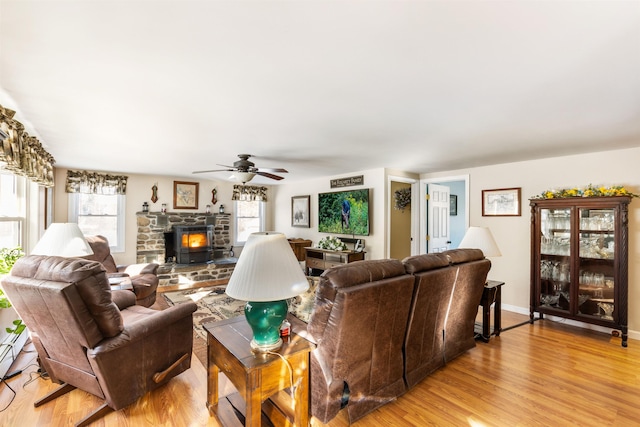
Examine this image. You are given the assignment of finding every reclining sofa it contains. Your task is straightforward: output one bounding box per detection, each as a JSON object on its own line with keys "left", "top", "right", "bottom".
{"left": 289, "top": 248, "right": 490, "bottom": 424}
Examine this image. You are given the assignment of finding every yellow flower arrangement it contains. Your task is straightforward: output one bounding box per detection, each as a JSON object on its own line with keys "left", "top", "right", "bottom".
{"left": 533, "top": 185, "right": 638, "bottom": 199}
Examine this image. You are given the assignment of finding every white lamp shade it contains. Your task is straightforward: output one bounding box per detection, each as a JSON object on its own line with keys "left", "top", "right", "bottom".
{"left": 458, "top": 226, "right": 501, "bottom": 257}
{"left": 226, "top": 232, "right": 308, "bottom": 301}
{"left": 31, "top": 223, "right": 94, "bottom": 257}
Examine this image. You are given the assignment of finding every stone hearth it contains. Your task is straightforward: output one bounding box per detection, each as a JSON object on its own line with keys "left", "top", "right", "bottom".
{"left": 136, "top": 211, "right": 235, "bottom": 288}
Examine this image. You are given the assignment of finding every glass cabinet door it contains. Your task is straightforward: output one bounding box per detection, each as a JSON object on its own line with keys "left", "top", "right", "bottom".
{"left": 539, "top": 207, "right": 571, "bottom": 313}
{"left": 577, "top": 208, "right": 615, "bottom": 320}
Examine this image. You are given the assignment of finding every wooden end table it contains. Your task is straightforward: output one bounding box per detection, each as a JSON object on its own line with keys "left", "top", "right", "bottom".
{"left": 475, "top": 280, "right": 505, "bottom": 343}
{"left": 204, "top": 316, "right": 315, "bottom": 426}
{"left": 108, "top": 275, "right": 133, "bottom": 291}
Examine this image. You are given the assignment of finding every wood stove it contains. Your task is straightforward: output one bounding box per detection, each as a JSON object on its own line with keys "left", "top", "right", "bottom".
{"left": 172, "top": 225, "right": 213, "bottom": 264}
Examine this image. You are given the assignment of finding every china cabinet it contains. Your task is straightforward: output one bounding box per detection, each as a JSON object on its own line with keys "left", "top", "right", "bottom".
{"left": 530, "top": 196, "right": 631, "bottom": 346}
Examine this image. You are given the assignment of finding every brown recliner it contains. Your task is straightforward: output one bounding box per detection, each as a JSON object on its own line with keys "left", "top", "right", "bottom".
{"left": 1, "top": 255, "right": 197, "bottom": 427}
{"left": 84, "top": 235, "right": 159, "bottom": 307}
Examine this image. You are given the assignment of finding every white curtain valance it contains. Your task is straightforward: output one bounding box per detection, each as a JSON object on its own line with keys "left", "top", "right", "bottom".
{"left": 0, "top": 104, "right": 55, "bottom": 187}
{"left": 65, "top": 170, "right": 128, "bottom": 195}
{"left": 232, "top": 185, "right": 268, "bottom": 202}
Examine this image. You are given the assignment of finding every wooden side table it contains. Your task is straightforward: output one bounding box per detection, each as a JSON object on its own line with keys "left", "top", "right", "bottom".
{"left": 108, "top": 275, "right": 133, "bottom": 291}
{"left": 205, "top": 316, "right": 315, "bottom": 426}
{"left": 288, "top": 238, "right": 312, "bottom": 262}
{"left": 304, "top": 247, "right": 365, "bottom": 275}
{"left": 476, "top": 280, "right": 505, "bottom": 343}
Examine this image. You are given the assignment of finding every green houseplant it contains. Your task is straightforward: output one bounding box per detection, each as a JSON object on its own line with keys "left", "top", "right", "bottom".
{"left": 1, "top": 246, "right": 26, "bottom": 374}
{"left": 0, "top": 247, "right": 24, "bottom": 309}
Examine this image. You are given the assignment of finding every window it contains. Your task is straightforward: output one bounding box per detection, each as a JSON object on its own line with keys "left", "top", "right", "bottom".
{"left": 0, "top": 171, "right": 26, "bottom": 249}
{"left": 234, "top": 200, "right": 265, "bottom": 244}
{"left": 69, "top": 193, "right": 125, "bottom": 252}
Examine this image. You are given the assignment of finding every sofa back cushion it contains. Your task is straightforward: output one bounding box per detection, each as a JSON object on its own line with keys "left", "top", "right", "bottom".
{"left": 3, "top": 256, "right": 124, "bottom": 373}
{"left": 306, "top": 259, "right": 414, "bottom": 423}
{"left": 84, "top": 235, "right": 118, "bottom": 273}
{"left": 401, "top": 249, "right": 490, "bottom": 387}
{"left": 401, "top": 253, "right": 457, "bottom": 387}
{"left": 441, "top": 249, "right": 491, "bottom": 361}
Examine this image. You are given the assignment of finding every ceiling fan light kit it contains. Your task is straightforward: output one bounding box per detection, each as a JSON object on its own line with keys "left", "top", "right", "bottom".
{"left": 192, "top": 154, "right": 288, "bottom": 182}
{"left": 231, "top": 171, "right": 257, "bottom": 183}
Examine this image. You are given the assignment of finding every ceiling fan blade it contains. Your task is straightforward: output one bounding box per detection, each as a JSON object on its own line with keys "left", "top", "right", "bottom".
{"left": 256, "top": 167, "right": 288, "bottom": 173}
{"left": 192, "top": 168, "right": 233, "bottom": 174}
{"left": 257, "top": 171, "right": 285, "bottom": 180}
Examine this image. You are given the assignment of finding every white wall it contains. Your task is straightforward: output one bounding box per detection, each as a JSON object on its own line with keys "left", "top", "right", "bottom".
{"left": 422, "top": 146, "right": 640, "bottom": 334}
{"left": 272, "top": 168, "right": 387, "bottom": 260}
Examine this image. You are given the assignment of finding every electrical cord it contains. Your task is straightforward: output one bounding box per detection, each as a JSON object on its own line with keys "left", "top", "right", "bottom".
{"left": 0, "top": 378, "right": 16, "bottom": 412}
{"left": 0, "top": 355, "right": 39, "bottom": 412}
{"left": 264, "top": 350, "right": 302, "bottom": 402}
{"left": 265, "top": 350, "right": 295, "bottom": 391}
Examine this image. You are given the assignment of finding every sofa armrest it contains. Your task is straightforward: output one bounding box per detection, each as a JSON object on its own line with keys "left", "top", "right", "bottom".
{"left": 123, "top": 263, "right": 159, "bottom": 276}
{"left": 111, "top": 290, "right": 136, "bottom": 310}
{"left": 91, "top": 302, "right": 197, "bottom": 352}
{"left": 288, "top": 314, "right": 317, "bottom": 345}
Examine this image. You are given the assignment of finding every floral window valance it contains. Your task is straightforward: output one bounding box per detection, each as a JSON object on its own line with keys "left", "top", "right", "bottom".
{"left": 0, "top": 104, "right": 55, "bottom": 187}
{"left": 65, "top": 170, "right": 128, "bottom": 195}
{"left": 231, "top": 184, "right": 268, "bottom": 202}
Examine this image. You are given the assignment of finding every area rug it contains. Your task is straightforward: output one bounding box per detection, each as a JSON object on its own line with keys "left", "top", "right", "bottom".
{"left": 160, "top": 285, "right": 245, "bottom": 366}
{"left": 164, "top": 286, "right": 245, "bottom": 338}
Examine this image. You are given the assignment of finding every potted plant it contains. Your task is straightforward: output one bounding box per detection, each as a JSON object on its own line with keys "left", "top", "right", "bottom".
{"left": 0, "top": 247, "right": 26, "bottom": 378}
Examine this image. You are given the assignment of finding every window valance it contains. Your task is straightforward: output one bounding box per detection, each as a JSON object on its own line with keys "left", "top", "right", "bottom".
{"left": 0, "top": 104, "right": 55, "bottom": 187}
{"left": 65, "top": 170, "right": 128, "bottom": 195}
{"left": 232, "top": 185, "right": 268, "bottom": 202}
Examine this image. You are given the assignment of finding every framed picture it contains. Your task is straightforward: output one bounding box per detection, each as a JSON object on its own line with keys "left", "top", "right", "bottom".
{"left": 482, "top": 187, "right": 521, "bottom": 216}
{"left": 291, "top": 195, "right": 311, "bottom": 228}
{"left": 173, "top": 181, "right": 199, "bottom": 210}
{"left": 450, "top": 195, "right": 458, "bottom": 216}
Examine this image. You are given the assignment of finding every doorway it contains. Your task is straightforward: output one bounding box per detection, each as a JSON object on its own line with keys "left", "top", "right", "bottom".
{"left": 420, "top": 175, "right": 469, "bottom": 254}
{"left": 387, "top": 176, "right": 418, "bottom": 259}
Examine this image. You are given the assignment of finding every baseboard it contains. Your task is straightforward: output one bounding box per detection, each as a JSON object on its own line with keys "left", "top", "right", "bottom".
{"left": 501, "top": 303, "right": 640, "bottom": 342}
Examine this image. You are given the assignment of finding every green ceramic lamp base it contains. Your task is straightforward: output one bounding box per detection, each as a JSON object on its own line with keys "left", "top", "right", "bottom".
{"left": 244, "top": 299, "right": 288, "bottom": 353}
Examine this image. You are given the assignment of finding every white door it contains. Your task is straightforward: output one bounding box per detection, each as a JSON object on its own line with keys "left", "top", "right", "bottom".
{"left": 427, "top": 183, "right": 451, "bottom": 253}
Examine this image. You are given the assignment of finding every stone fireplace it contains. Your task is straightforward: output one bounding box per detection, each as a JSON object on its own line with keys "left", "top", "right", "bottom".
{"left": 136, "top": 211, "right": 235, "bottom": 288}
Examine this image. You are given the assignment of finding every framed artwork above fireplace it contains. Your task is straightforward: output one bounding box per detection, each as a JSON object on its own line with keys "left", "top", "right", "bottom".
{"left": 173, "top": 181, "right": 199, "bottom": 209}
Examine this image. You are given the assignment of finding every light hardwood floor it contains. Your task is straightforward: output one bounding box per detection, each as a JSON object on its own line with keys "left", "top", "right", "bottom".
{"left": 1, "top": 311, "right": 639, "bottom": 427}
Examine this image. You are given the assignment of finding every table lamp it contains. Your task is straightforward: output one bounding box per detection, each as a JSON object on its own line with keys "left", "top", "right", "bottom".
{"left": 31, "top": 223, "right": 94, "bottom": 257}
{"left": 458, "top": 226, "right": 501, "bottom": 257}
{"left": 226, "top": 232, "right": 308, "bottom": 352}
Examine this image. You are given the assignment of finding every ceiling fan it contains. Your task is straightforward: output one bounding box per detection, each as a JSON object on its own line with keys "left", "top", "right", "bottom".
{"left": 192, "top": 154, "right": 288, "bottom": 183}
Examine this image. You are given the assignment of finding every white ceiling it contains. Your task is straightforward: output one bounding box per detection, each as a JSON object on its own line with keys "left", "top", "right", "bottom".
{"left": 1, "top": 1, "right": 639, "bottom": 185}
